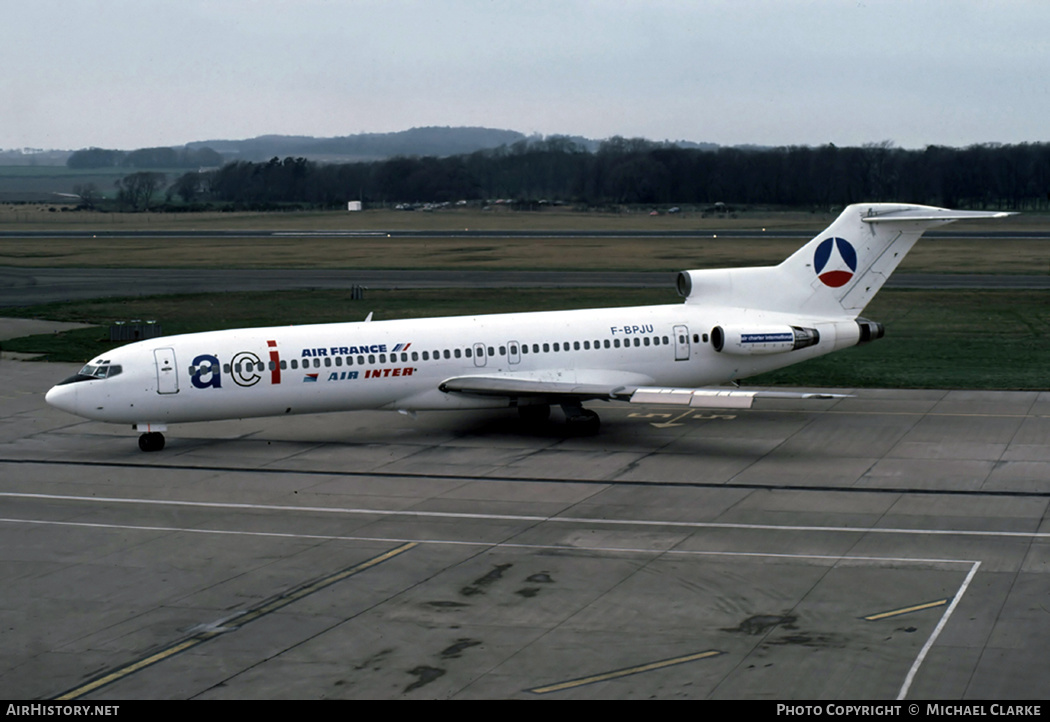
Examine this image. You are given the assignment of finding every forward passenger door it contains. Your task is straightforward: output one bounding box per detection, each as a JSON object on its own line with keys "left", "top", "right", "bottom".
{"left": 154, "top": 347, "right": 179, "bottom": 394}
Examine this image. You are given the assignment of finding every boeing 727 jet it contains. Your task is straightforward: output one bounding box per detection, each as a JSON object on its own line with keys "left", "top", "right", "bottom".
{"left": 46, "top": 203, "right": 1010, "bottom": 451}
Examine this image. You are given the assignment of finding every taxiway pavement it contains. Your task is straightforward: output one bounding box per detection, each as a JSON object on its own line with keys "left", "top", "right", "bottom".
{"left": 3, "top": 268, "right": 1049, "bottom": 308}
{"left": 1, "top": 361, "right": 1048, "bottom": 699}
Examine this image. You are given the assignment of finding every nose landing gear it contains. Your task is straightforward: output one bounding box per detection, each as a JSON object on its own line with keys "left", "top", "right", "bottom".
{"left": 134, "top": 424, "right": 168, "bottom": 452}
{"left": 138, "top": 432, "right": 165, "bottom": 452}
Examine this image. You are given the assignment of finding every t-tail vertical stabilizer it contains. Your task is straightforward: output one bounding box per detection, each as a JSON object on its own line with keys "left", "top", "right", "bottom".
{"left": 778, "top": 203, "right": 1013, "bottom": 317}
{"left": 677, "top": 204, "right": 1010, "bottom": 318}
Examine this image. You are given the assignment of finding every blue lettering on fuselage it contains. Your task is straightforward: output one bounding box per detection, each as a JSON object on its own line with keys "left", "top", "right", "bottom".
{"left": 741, "top": 333, "right": 794, "bottom": 344}
{"left": 190, "top": 353, "right": 221, "bottom": 389}
{"left": 609, "top": 324, "right": 655, "bottom": 336}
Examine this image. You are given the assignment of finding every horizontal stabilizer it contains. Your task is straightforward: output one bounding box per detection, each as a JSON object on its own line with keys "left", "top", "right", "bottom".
{"left": 861, "top": 208, "right": 1015, "bottom": 223}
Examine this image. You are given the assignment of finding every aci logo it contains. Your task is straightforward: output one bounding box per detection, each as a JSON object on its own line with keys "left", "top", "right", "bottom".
{"left": 814, "top": 237, "right": 858, "bottom": 288}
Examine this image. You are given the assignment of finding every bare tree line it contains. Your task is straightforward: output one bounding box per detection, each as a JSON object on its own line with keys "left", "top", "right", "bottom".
{"left": 144, "top": 139, "right": 1050, "bottom": 211}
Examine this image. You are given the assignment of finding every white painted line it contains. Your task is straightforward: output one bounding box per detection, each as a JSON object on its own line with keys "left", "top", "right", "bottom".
{"left": 1, "top": 491, "right": 1047, "bottom": 540}
{"left": 0, "top": 516, "right": 976, "bottom": 567}
{"left": 897, "top": 560, "right": 981, "bottom": 700}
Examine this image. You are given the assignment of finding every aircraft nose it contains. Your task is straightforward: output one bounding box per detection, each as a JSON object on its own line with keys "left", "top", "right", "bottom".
{"left": 45, "top": 383, "right": 79, "bottom": 415}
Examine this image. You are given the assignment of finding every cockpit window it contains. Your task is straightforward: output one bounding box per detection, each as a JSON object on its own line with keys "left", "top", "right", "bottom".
{"left": 70, "top": 364, "right": 123, "bottom": 381}
{"left": 78, "top": 364, "right": 105, "bottom": 378}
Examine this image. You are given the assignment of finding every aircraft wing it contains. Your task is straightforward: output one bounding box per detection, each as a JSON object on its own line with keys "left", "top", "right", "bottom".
{"left": 439, "top": 374, "right": 847, "bottom": 409}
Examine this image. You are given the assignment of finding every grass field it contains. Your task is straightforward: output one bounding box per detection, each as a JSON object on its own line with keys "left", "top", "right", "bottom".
{"left": 5, "top": 287, "right": 1048, "bottom": 390}
{"left": 2, "top": 213, "right": 1049, "bottom": 274}
{"left": 1, "top": 235, "right": 1047, "bottom": 274}
{"left": 4, "top": 203, "right": 1049, "bottom": 230}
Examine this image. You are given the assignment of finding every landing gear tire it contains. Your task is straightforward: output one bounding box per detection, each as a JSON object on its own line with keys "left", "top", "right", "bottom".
{"left": 563, "top": 407, "right": 601, "bottom": 436}
{"left": 518, "top": 404, "right": 551, "bottom": 424}
{"left": 138, "top": 432, "right": 165, "bottom": 452}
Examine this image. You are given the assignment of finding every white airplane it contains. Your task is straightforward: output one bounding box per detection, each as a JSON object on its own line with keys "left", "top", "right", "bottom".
{"left": 46, "top": 203, "right": 1010, "bottom": 451}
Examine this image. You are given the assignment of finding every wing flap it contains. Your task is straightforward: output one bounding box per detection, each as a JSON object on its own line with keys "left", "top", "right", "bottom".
{"left": 628, "top": 388, "right": 757, "bottom": 408}
{"left": 440, "top": 375, "right": 848, "bottom": 409}
{"left": 627, "top": 387, "right": 847, "bottom": 408}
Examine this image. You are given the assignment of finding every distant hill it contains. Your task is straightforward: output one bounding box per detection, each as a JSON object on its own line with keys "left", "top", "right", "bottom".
{"left": 185, "top": 126, "right": 530, "bottom": 162}
{"left": 4, "top": 127, "right": 724, "bottom": 175}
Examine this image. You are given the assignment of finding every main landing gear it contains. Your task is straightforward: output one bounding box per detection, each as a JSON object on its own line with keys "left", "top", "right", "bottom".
{"left": 562, "top": 403, "right": 601, "bottom": 435}
{"left": 517, "top": 403, "right": 601, "bottom": 435}
{"left": 138, "top": 432, "right": 165, "bottom": 452}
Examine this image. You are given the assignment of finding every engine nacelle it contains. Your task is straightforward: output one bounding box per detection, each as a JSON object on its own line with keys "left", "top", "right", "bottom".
{"left": 676, "top": 271, "right": 695, "bottom": 298}
{"left": 856, "top": 317, "right": 885, "bottom": 345}
{"left": 711, "top": 325, "right": 821, "bottom": 356}
{"left": 676, "top": 268, "right": 734, "bottom": 301}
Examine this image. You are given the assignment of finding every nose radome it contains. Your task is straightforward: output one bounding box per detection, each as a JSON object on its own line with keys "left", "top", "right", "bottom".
{"left": 45, "top": 384, "right": 78, "bottom": 414}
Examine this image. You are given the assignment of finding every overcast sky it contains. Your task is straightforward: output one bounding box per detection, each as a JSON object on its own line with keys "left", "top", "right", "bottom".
{"left": 3, "top": 0, "right": 1047, "bottom": 151}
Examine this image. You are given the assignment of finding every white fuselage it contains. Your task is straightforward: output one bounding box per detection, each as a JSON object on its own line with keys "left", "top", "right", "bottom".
{"left": 44, "top": 301, "right": 853, "bottom": 427}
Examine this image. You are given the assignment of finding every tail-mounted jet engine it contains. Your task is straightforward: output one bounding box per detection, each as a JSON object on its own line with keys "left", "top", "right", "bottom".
{"left": 711, "top": 318, "right": 884, "bottom": 356}
{"left": 855, "top": 317, "right": 885, "bottom": 345}
{"left": 711, "top": 325, "right": 821, "bottom": 356}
